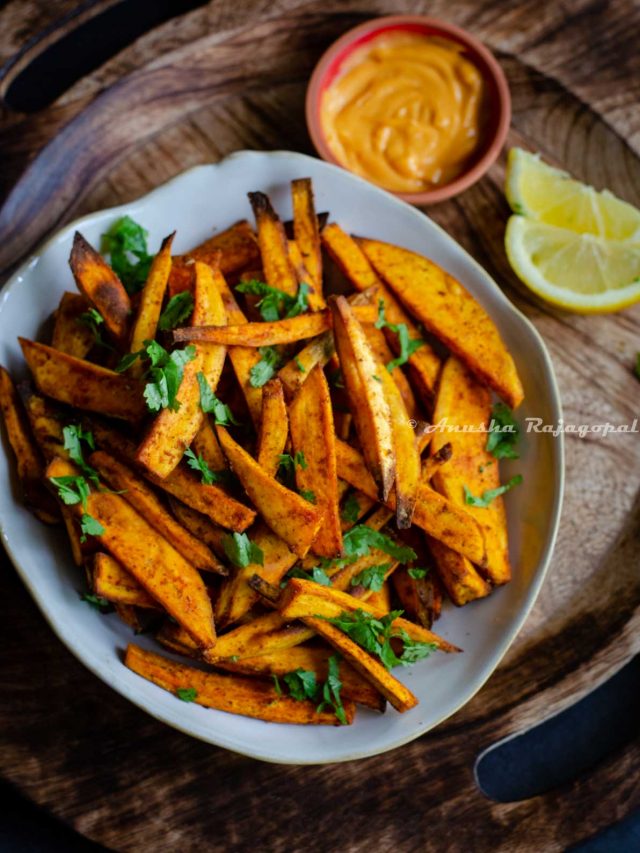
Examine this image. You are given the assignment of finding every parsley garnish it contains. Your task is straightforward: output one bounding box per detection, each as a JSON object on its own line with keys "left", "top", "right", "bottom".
{"left": 486, "top": 403, "right": 520, "bottom": 459}
{"left": 223, "top": 532, "right": 264, "bottom": 568}
{"left": 176, "top": 688, "right": 197, "bottom": 702}
{"left": 101, "top": 216, "right": 153, "bottom": 294}
{"left": 278, "top": 657, "right": 347, "bottom": 724}
{"left": 342, "top": 525, "right": 416, "bottom": 563}
{"left": 277, "top": 451, "right": 308, "bottom": 489}
{"left": 285, "top": 566, "right": 331, "bottom": 587}
{"left": 80, "top": 593, "right": 111, "bottom": 613}
{"left": 350, "top": 563, "right": 390, "bottom": 592}
{"left": 407, "top": 567, "right": 429, "bottom": 580}
{"left": 79, "top": 514, "right": 105, "bottom": 542}
{"left": 375, "top": 299, "right": 424, "bottom": 371}
{"left": 236, "top": 280, "right": 310, "bottom": 322}
{"left": 464, "top": 474, "right": 523, "bottom": 507}
{"left": 196, "top": 372, "right": 239, "bottom": 424}
{"left": 299, "top": 489, "right": 316, "bottom": 504}
{"left": 50, "top": 475, "right": 90, "bottom": 507}
{"left": 158, "top": 292, "right": 194, "bottom": 331}
{"left": 144, "top": 342, "right": 196, "bottom": 412}
{"left": 184, "top": 448, "right": 223, "bottom": 486}
{"left": 341, "top": 494, "right": 361, "bottom": 524}
{"left": 321, "top": 609, "right": 435, "bottom": 670}
{"left": 317, "top": 655, "right": 347, "bottom": 724}
{"left": 283, "top": 669, "right": 317, "bottom": 701}
{"left": 77, "top": 308, "right": 116, "bottom": 352}
{"left": 249, "top": 346, "right": 283, "bottom": 388}
{"left": 63, "top": 425, "right": 99, "bottom": 484}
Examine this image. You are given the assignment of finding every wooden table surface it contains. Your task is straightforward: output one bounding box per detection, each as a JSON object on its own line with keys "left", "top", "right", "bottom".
{"left": 0, "top": 1, "right": 639, "bottom": 850}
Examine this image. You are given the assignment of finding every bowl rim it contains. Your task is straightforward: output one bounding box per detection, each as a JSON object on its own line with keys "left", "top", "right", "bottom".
{"left": 305, "top": 14, "right": 512, "bottom": 204}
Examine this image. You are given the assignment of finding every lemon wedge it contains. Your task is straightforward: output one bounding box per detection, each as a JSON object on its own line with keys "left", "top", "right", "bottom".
{"left": 504, "top": 148, "right": 640, "bottom": 311}
{"left": 505, "top": 217, "right": 640, "bottom": 312}
{"left": 506, "top": 148, "right": 640, "bottom": 241}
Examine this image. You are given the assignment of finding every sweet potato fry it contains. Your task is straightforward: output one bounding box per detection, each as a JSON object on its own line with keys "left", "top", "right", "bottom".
{"left": 322, "top": 223, "right": 441, "bottom": 400}
{"left": 47, "top": 457, "right": 216, "bottom": 651}
{"left": 215, "top": 522, "right": 297, "bottom": 628}
{"left": 89, "top": 450, "right": 225, "bottom": 574}
{"left": 330, "top": 296, "right": 395, "bottom": 501}
{"left": 208, "top": 611, "right": 313, "bottom": 660}
{"left": 215, "top": 646, "right": 385, "bottom": 711}
{"left": 257, "top": 378, "right": 288, "bottom": 476}
{"left": 136, "top": 260, "right": 227, "bottom": 479}
{"left": 363, "top": 324, "right": 418, "bottom": 420}
{"left": 125, "top": 644, "right": 353, "bottom": 724}
{"left": 0, "top": 367, "right": 58, "bottom": 522}
{"left": 60, "top": 504, "right": 88, "bottom": 565}
{"left": 114, "top": 604, "right": 143, "bottom": 632}
{"left": 359, "top": 238, "right": 524, "bottom": 408}
{"left": 69, "top": 232, "right": 131, "bottom": 347}
{"left": 278, "top": 578, "right": 459, "bottom": 653}
{"left": 303, "top": 617, "right": 417, "bottom": 713}
{"left": 391, "top": 565, "right": 443, "bottom": 629}
{"left": 51, "top": 292, "right": 94, "bottom": 359}
{"left": 334, "top": 438, "right": 486, "bottom": 565}
{"left": 288, "top": 365, "right": 342, "bottom": 557}
{"left": 208, "top": 268, "right": 263, "bottom": 426}
{"left": 291, "top": 178, "right": 324, "bottom": 308}
{"left": 426, "top": 536, "right": 491, "bottom": 606}
{"left": 128, "top": 232, "right": 175, "bottom": 372}
{"left": 377, "top": 363, "right": 420, "bottom": 528}
{"left": 278, "top": 331, "right": 334, "bottom": 397}
{"left": 430, "top": 355, "right": 512, "bottom": 586}
{"left": 19, "top": 388, "right": 65, "bottom": 461}
{"left": 192, "top": 417, "right": 226, "bottom": 471}
{"left": 87, "top": 418, "right": 255, "bottom": 531}
{"left": 92, "top": 552, "right": 158, "bottom": 608}
{"left": 365, "top": 581, "right": 392, "bottom": 614}
{"left": 167, "top": 498, "right": 226, "bottom": 557}
{"left": 249, "top": 191, "right": 299, "bottom": 296}
{"left": 167, "top": 220, "right": 260, "bottom": 296}
{"left": 20, "top": 339, "right": 145, "bottom": 422}
{"left": 216, "top": 426, "right": 322, "bottom": 557}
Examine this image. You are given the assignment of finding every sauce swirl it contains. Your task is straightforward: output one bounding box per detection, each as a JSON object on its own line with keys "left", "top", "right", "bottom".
{"left": 320, "top": 32, "right": 486, "bottom": 193}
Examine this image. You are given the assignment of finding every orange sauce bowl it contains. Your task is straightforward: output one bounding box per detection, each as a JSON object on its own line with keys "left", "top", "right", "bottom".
{"left": 306, "top": 15, "right": 511, "bottom": 205}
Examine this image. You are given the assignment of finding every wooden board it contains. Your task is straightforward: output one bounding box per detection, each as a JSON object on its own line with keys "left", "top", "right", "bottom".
{"left": 0, "top": 0, "right": 639, "bottom": 849}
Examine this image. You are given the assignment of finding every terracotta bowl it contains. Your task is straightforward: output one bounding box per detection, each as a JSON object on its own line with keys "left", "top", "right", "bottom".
{"left": 305, "top": 15, "right": 511, "bottom": 205}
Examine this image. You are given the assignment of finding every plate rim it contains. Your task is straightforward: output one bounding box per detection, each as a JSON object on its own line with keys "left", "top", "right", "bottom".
{"left": 0, "top": 149, "right": 565, "bottom": 764}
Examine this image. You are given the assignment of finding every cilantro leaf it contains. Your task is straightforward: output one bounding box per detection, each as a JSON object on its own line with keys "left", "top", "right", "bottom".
{"left": 115, "top": 348, "right": 144, "bottom": 373}
{"left": 341, "top": 494, "right": 361, "bottom": 524}
{"left": 342, "top": 525, "right": 416, "bottom": 563}
{"left": 80, "top": 513, "right": 105, "bottom": 542}
{"left": 77, "top": 308, "right": 116, "bottom": 352}
{"left": 294, "top": 357, "right": 306, "bottom": 373}
{"left": 223, "top": 532, "right": 264, "bottom": 568}
{"left": 196, "top": 372, "right": 239, "bottom": 424}
{"left": 486, "top": 403, "right": 520, "bottom": 459}
{"left": 464, "top": 474, "right": 523, "bottom": 507}
{"left": 283, "top": 668, "right": 318, "bottom": 702}
{"left": 80, "top": 593, "right": 112, "bottom": 613}
{"left": 236, "top": 280, "right": 310, "bottom": 322}
{"left": 184, "top": 448, "right": 216, "bottom": 485}
{"left": 50, "top": 475, "right": 90, "bottom": 508}
{"left": 176, "top": 688, "right": 197, "bottom": 702}
{"left": 350, "top": 563, "right": 390, "bottom": 592}
{"left": 249, "top": 346, "right": 283, "bottom": 388}
{"left": 101, "top": 216, "right": 153, "bottom": 295}
{"left": 158, "top": 292, "right": 194, "bottom": 331}
{"left": 272, "top": 675, "right": 282, "bottom": 696}
{"left": 285, "top": 566, "right": 331, "bottom": 587}
{"left": 277, "top": 451, "right": 308, "bottom": 488}
{"left": 299, "top": 489, "right": 316, "bottom": 504}
{"left": 63, "top": 425, "right": 99, "bottom": 485}
{"left": 375, "top": 298, "right": 425, "bottom": 371}
{"left": 143, "top": 343, "right": 197, "bottom": 413}
{"left": 316, "top": 655, "right": 347, "bottom": 724}
{"left": 407, "top": 567, "right": 429, "bottom": 580}
{"left": 320, "top": 609, "right": 435, "bottom": 670}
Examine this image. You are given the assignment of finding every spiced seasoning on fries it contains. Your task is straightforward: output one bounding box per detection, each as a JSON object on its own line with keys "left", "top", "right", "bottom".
{"left": 0, "top": 177, "right": 524, "bottom": 726}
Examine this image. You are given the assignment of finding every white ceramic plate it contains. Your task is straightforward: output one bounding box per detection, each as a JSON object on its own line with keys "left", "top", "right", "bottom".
{"left": 0, "top": 151, "right": 564, "bottom": 764}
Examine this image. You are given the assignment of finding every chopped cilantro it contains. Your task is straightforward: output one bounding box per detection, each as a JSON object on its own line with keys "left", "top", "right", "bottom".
{"left": 283, "top": 668, "right": 317, "bottom": 702}
{"left": 294, "top": 357, "right": 306, "bottom": 373}
{"left": 341, "top": 494, "right": 361, "bottom": 524}
{"left": 249, "top": 346, "right": 283, "bottom": 388}
{"left": 176, "top": 688, "right": 197, "bottom": 702}
{"left": 486, "top": 403, "right": 520, "bottom": 459}
{"left": 77, "top": 308, "right": 116, "bottom": 352}
{"left": 197, "top": 372, "right": 238, "bottom": 424}
{"left": 316, "top": 655, "right": 347, "bottom": 724}
{"left": 50, "top": 475, "right": 90, "bottom": 508}
{"left": 63, "top": 425, "right": 99, "bottom": 485}
{"left": 464, "top": 474, "right": 523, "bottom": 507}
{"left": 236, "top": 279, "right": 310, "bottom": 321}
{"left": 285, "top": 566, "right": 331, "bottom": 587}
{"left": 407, "top": 567, "right": 429, "bottom": 580}
{"left": 350, "top": 563, "right": 390, "bottom": 591}
{"left": 158, "top": 292, "right": 194, "bottom": 331}
{"left": 272, "top": 674, "right": 282, "bottom": 696}
{"left": 342, "top": 525, "right": 416, "bottom": 563}
{"left": 79, "top": 513, "right": 105, "bottom": 542}
{"left": 223, "top": 532, "right": 264, "bottom": 568}
{"left": 80, "top": 593, "right": 111, "bottom": 613}
{"left": 101, "top": 216, "right": 153, "bottom": 294}
{"left": 299, "top": 489, "right": 316, "bottom": 504}
{"left": 375, "top": 298, "right": 425, "bottom": 371}
{"left": 184, "top": 448, "right": 220, "bottom": 485}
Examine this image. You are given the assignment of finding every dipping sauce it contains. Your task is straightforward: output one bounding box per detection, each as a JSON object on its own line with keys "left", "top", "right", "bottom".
{"left": 320, "top": 32, "right": 486, "bottom": 193}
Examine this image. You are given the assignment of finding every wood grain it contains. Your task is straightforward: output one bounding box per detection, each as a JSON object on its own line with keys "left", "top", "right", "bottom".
{"left": 0, "top": 0, "right": 639, "bottom": 850}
